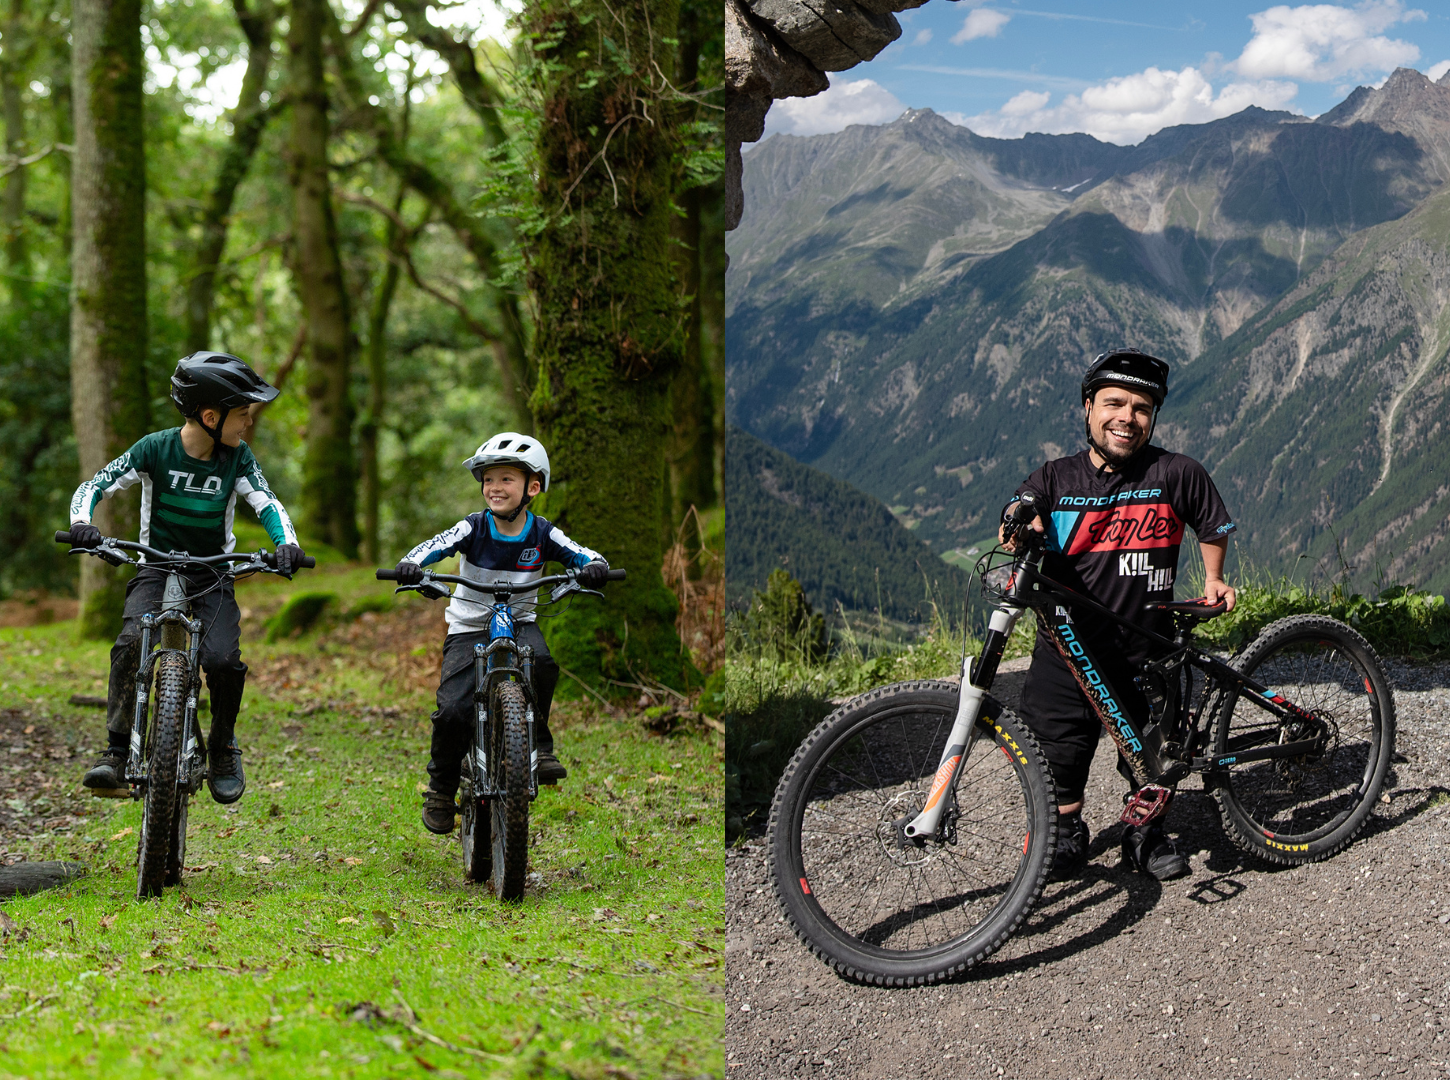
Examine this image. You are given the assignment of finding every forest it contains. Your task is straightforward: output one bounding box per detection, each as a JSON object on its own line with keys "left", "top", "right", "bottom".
{"left": 0, "top": 0, "right": 723, "bottom": 689}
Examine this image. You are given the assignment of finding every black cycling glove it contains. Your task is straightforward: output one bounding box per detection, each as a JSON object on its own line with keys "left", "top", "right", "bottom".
{"left": 69, "top": 523, "right": 102, "bottom": 548}
{"left": 275, "top": 543, "right": 305, "bottom": 576}
{"left": 395, "top": 561, "right": 424, "bottom": 586}
{"left": 578, "top": 560, "right": 609, "bottom": 587}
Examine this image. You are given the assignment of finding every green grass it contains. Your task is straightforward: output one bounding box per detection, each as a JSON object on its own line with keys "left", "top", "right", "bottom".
{"left": 0, "top": 557, "right": 723, "bottom": 1079}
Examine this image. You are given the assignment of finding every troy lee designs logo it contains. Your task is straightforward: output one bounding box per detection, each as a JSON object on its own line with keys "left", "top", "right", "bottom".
{"left": 1067, "top": 503, "right": 1184, "bottom": 555}
{"left": 167, "top": 470, "right": 223, "bottom": 495}
{"left": 1057, "top": 621, "right": 1142, "bottom": 753}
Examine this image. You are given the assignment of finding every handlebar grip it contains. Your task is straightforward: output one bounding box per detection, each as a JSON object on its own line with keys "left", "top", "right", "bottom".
{"left": 1010, "top": 493, "right": 1039, "bottom": 524}
{"left": 54, "top": 530, "right": 71, "bottom": 544}
{"left": 299, "top": 556, "right": 316, "bottom": 569}
{"left": 606, "top": 568, "right": 627, "bottom": 581}
{"left": 376, "top": 568, "right": 400, "bottom": 581}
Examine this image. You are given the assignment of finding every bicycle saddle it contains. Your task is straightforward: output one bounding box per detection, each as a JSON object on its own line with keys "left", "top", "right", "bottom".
{"left": 1142, "top": 598, "right": 1227, "bottom": 621}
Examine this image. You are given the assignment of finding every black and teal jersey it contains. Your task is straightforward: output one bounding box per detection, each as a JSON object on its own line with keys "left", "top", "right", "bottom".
{"left": 69, "top": 428, "right": 298, "bottom": 558}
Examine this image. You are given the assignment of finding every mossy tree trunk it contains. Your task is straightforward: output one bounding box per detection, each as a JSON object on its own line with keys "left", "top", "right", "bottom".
{"left": 185, "top": 0, "right": 276, "bottom": 353}
{"left": 359, "top": 183, "right": 407, "bottom": 566}
{"left": 1, "top": 0, "right": 32, "bottom": 279}
{"left": 70, "top": 0, "right": 149, "bottom": 638}
{"left": 523, "top": 0, "right": 695, "bottom": 692}
{"left": 287, "top": 0, "right": 359, "bottom": 556}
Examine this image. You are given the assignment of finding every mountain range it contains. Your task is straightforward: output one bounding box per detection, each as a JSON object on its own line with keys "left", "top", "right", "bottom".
{"left": 726, "top": 67, "right": 1450, "bottom": 591}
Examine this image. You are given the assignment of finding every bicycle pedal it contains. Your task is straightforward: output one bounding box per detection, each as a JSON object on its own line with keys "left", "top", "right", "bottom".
{"left": 88, "top": 786, "right": 130, "bottom": 800}
{"left": 1120, "top": 783, "right": 1173, "bottom": 826}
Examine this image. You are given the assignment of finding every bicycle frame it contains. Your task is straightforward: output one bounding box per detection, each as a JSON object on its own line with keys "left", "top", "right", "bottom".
{"left": 902, "top": 536, "right": 1330, "bottom": 842}
{"left": 470, "top": 601, "right": 539, "bottom": 800}
{"left": 125, "top": 571, "right": 205, "bottom": 793}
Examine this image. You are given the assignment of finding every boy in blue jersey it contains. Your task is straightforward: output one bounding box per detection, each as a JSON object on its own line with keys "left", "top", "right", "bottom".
{"left": 392, "top": 432, "right": 609, "bottom": 834}
{"left": 69, "top": 352, "right": 305, "bottom": 804}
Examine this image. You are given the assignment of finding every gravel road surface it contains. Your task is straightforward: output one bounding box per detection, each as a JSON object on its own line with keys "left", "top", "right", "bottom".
{"left": 726, "top": 659, "right": 1450, "bottom": 1079}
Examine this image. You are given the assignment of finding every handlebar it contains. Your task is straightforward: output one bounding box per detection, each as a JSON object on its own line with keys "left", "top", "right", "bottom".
{"left": 375, "top": 566, "right": 626, "bottom": 592}
{"left": 56, "top": 530, "right": 315, "bottom": 570}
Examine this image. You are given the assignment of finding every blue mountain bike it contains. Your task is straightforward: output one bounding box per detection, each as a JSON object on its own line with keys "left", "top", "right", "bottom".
{"left": 376, "top": 565, "right": 625, "bottom": 899}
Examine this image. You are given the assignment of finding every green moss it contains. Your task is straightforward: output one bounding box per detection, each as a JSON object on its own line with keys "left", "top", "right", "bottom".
{"left": 264, "top": 590, "right": 336, "bottom": 642}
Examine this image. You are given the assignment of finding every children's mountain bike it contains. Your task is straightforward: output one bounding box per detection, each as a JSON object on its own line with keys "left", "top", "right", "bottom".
{"left": 375, "top": 564, "right": 626, "bottom": 900}
{"left": 56, "top": 530, "right": 314, "bottom": 900}
{"left": 768, "top": 493, "right": 1396, "bottom": 986}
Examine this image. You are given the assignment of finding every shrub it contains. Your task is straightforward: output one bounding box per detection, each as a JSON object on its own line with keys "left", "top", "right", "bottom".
{"left": 264, "top": 592, "right": 337, "bottom": 642}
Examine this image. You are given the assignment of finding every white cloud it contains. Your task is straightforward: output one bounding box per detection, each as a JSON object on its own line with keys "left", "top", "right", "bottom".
{"left": 1427, "top": 59, "right": 1450, "bottom": 82}
{"left": 1233, "top": 1, "right": 1422, "bottom": 81}
{"left": 762, "top": 77, "right": 906, "bottom": 138}
{"left": 951, "top": 8, "right": 1011, "bottom": 44}
{"left": 955, "top": 66, "right": 1301, "bottom": 145}
{"left": 912, "top": 28, "right": 933, "bottom": 46}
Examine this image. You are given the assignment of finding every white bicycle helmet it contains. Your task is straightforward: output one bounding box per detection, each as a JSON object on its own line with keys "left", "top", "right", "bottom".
{"left": 462, "top": 432, "right": 551, "bottom": 491}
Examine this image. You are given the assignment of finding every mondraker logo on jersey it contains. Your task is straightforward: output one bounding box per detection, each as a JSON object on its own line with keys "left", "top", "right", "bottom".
{"left": 517, "top": 547, "right": 543, "bottom": 570}
{"left": 1066, "top": 504, "right": 1184, "bottom": 555}
{"left": 1057, "top": 621, "right": 1143, "bottom": 753}
{"left": 1118, "top": 552, "right": 1175, "bottom": 591}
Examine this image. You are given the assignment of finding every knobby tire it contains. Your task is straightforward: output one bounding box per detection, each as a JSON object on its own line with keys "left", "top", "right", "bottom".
{"left": 1209, "top": 615, "right": 1395, "bottom": 865}
{"left": 769, "top": 680, "right": 1056, "bottom": 986}
{"left": 490, "top": 681, "right": 531, "bottom": 901}
{"left": 137, "top": 654, "right": 187, "bottom": 900}
{"left": 461, "top": 728, "right": 492, "bottom": 883}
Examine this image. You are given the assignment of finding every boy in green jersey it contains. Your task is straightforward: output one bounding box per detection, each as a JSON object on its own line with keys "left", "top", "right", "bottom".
{"left": 67, "top": 352, "right": 305, "bottom": 804}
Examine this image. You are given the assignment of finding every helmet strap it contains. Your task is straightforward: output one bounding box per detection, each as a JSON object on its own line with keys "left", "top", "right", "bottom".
{"left": 484, "top": 484, "right": 532, "bottom": 523}
{"left": 194, "top": 405, "right": 232, "bottom": 461}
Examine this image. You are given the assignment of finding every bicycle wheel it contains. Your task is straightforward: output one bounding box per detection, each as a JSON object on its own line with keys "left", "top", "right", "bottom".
{"left": 769, "top": 680, "right": 1056, "bottom": 986}
{"left": 165, "top": 792, "right": 189, "bottom": 887}
{"left": 1209, "top": 615, "right": 1395, "bottom": 865}
{"left": 489, "top": 681, "right": 531, "bottom": 901}
{"left": 460, "top": 740, "right": 492, "bottom": 883}
{"left": 137, "top": 654, "right": 186, "bottom": 900}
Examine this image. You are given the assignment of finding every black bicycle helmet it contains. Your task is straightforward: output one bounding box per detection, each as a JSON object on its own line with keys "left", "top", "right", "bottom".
{"left": 1081, "top": 349, "right": 1170, "bottom": 407}
{"left": 170, "top": 351, "right": 279, "bottom": 455}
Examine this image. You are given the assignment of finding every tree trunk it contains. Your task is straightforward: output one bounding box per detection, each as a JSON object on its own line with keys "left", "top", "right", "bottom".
{"left": 360, "top": 184, "right": 406, "bottom": 566}
{"left": 287, "top": 0, "right": 358, "bottom": 557}
{"left": 49, "top": 25, "right": 71, "bottom": 255}
{"left": 70, "top": 0, "right": 149, "bottom": 638}
{"left": 668, "top": 181, "right": 717, "bottom": 540}
{"left": 185, "top": 0, "right": 275, "bottom": 353}
{"left": 524, "top": 0, "right": 693, "bottom": 692}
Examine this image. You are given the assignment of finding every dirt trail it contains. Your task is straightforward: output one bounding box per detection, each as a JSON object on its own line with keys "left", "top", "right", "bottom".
{"left": 727, "top": 659, "right": 1450, "bottom": 1079}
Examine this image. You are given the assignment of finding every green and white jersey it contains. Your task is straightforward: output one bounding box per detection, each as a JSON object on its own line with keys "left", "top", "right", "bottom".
{"left": 69, "top": 428, "right": 297, "bottom": 558}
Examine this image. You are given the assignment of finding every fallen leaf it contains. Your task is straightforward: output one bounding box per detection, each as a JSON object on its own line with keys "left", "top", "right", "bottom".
{"left": 337, "top": 916, "right": 359, "bottom": 925}
{"left": 0, "top": 912, "right": 15, "bottom": 935}
{"left": 255, "top": 855, "right": 272, "bottom": 865}
{"left": 343, "top": 857, "right": 362, "bottom": 866}
{"left": 109, "top": 827, "right": 133, "bottom": 841}
{"left": 97, "top": 914, "right": 116, "bottom": 931}
{"left": 267, "top": 780, "right": 285, "bottom": 789}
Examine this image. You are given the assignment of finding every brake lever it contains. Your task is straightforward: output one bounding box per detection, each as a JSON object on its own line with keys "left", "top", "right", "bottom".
{"left": 395, "top": 583, "right": 452, "bottom": 600}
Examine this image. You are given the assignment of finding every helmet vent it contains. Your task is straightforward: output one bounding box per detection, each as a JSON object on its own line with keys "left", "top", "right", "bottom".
{"left": 516, "top": 443, "right": 531, "bottom": 453}
{"left": 497, "top": 439, "right": 512, "bottom": 449}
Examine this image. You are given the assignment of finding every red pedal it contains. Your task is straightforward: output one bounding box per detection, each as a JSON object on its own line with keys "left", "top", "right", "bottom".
{"left": 1120, "top": 783, "right": 1174, "bottom": 826}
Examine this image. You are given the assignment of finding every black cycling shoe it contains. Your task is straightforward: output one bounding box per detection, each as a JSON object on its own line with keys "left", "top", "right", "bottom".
{"left": 207, "top": 739, "right": 246, "bottom": 804}
{"left": 1049, "top": 811, "right": 1091, "bottom": 881}
{"left": 82, "top": 749, "right": 128, "bottom": 793}
{"left": 1121, "top": 822, "right": 1189, "bottom": 880}
{"left": 537, "top": 751, "right": 567, "bottom": 785}
{"left": 422, "top": 787, "right": 457, "bottom": 834}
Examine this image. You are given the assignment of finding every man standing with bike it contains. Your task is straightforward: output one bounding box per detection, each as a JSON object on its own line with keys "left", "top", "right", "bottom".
{"left": 69, "top": 352, "right": 305, "bottom": 804}
{"left": 1000, "top": 349, "right": 1237, "bottom": 881}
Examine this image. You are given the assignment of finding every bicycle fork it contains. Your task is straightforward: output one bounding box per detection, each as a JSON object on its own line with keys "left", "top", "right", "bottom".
{"left": 902, "top": 604, "right": 1025, "bottom": 840}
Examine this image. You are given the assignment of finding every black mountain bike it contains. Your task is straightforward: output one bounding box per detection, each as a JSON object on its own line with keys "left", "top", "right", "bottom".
{"left": 375, "top": 565, "right": 625, "bottom": 900}
{"left": 769, "top": 493, "right": 1396, "bottom": 985}
{"left": 57, "top": 530, "right": 314, "bottom": 900}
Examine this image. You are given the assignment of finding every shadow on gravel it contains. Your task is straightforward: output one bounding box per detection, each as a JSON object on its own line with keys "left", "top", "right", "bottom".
{"left": 1358, "top": 783, "right": 1450, "bottom": 842}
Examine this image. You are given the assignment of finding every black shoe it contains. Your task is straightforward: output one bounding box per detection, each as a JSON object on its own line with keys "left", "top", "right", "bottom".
{"left": 1122, "top": 822, "right": 1189, "bottom": 880}
{"left": 82, "top": 749, "right": 128, "bottom": 793}
{"left": 207, "top": 739, "right": 246, "bottom": 804}
{"left": 537, "top": 751, "right": 567, "bottom": 785}
{"left": 1049, "top": 811, "right": 1090, "bottom": 881}
{"left": 422, "top": 786, "right": 457, "bottom": 834}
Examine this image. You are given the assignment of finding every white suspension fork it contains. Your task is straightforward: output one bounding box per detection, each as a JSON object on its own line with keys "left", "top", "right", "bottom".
{"left": 902, "top": 604, "right": 1025, "bottom": 840}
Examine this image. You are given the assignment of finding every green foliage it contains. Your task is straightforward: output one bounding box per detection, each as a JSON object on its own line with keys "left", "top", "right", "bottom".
{"left": 263, "top": 591, "right": 337, "bottom": 642}
{"left": 1195, "top": 577, "right": 1450, "bottom": 657}
{"left": 738, "top": 569, "right": 827, "bottom": 663}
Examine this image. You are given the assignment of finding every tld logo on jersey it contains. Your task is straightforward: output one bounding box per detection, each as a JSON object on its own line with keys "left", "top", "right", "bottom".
{"left": 166, "top": 470, "right": 223, "bottom": 495}
{"left": 517, "top": 546, "right": 543, "bottom": 570}
{"left": 1118, "top": 551, "right": 1174, "bottom": 591}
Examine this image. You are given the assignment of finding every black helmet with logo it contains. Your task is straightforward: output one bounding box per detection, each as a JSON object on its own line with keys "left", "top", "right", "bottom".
{"left": 1081, "top": 349, "right": 1170, "bottom": 407}
{"left": 170, "top": 351, "right": 279, "bottom": 456}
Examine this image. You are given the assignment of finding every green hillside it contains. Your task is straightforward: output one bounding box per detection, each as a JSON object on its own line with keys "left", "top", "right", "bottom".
{"left": 725, "top": 427, "right": 972, "bottom": 623}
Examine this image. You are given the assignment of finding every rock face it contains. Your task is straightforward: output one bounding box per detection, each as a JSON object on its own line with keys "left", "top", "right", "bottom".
{"left": 724, "top": 0, "right": 938, "bottom": 229}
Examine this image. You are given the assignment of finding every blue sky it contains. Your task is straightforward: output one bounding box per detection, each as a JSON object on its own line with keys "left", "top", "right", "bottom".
{"left": 760, "top": 0, "right": 1450, "bottom": 144}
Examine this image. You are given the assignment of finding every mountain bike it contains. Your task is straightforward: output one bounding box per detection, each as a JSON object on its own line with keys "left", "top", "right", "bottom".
{"left": 56, "top": 530, "right": 314, "bottom": 900}
{"left": 768, "top": 493, "right": 1396, "bottom": 985}
{"left": 375, "top": 564, "right": 626, "bottom": 900}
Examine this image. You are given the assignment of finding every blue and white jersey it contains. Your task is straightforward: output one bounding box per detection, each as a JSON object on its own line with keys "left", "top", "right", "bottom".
{"left": 402, "top": 511, "right": 604, "bottom": 633}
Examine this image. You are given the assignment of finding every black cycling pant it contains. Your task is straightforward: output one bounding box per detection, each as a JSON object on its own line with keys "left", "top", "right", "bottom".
{"left": 1017, "top": 644, "right": 1147, "bottom": 806}
{"left": 105, "top": 566, "right": 247, "bottom": 740}
{"left": 427, "top": 622, "right": 560, "bottom": 794}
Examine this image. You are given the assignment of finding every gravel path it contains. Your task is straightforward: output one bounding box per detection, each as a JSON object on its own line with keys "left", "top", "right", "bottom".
{"left": 726, "top": 659, "right": 1450, "bottom": 1079}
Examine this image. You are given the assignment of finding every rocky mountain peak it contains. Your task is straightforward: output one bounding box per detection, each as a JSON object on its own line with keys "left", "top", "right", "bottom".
{"left": 1318, "top": 66, "right": 1450, "bottom": 128}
